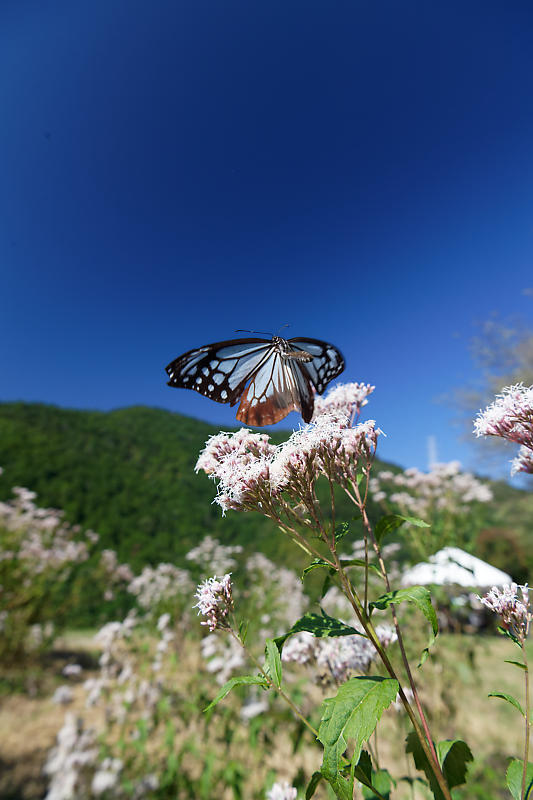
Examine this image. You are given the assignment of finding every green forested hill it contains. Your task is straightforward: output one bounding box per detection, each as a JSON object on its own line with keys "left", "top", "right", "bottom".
{"left": 0, "top": 402, "right": 531, "bottom": 576}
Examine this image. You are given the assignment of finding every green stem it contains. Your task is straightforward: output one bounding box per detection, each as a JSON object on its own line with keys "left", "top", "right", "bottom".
{"left": 230, "top": 630, "right": 319, "bottom": 739}
{"left": 522, "top": 642, "right": 530, "bottom": 800}
{"left": 352, "top": 483, "right": 443, "bottom": 773}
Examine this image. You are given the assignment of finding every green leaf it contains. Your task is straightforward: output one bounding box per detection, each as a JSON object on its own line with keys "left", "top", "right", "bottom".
{"left": 203, "top": 676, "right": 268, "bottom": 712}
{"left": 369, "top": 586, "right": 438, "bottom": 640}
{"left": 353, "top": 752, "right": 392, "bottom": 800}
{"left": 504, "top": 659, "right": 527, "bottom": 671}
{"left": 405, "top": 734, "right": 472, "bottom": 800}
{"left": 318, "top": 676, "right": 398, "bottom": 795}
{"left": 335, "top": 522, "right": 351, "bottom": 544}
{"left": 275, "top": 610, "right": 362, "bottom": 652}
{"left": 353, "top": 750, "right": 373, "bottom": 788}
{"left": 265, "top": 639, "right": 282, "bottom": 688}
{"left": 361, "top": 770, "right": 392, "bottom": 799}
{"left": 437, "top": 740, "right": 473, "bottom": 788}
{"left": 488, "top": 691, "right": 525, "bottom": 717}
{"left": 375, "top": 514, "right": 430, "bottom": 546}
{"left": 238, "top": 619, "right": 249, "bottom": 645}
{"left": 506, "top": 758, "right": 533, "bottom": 800}
{"left": 340, "top": 558, "right": 382, "bottom": 576}
{"left": 302, "top": 558, "right": 332, "bottom": 578}
{"left": 305, "top": 772, "right": 323, "bottom": 799}
{"left": 498, "top": 625, "right": 523, "bottom": 647}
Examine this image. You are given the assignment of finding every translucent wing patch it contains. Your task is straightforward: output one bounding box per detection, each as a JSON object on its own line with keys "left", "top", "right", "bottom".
{"left": 165, "top": 339, "right": 273, "bottom": 404}
{"left": 236, "top": 353, "right": 314, "bottom": 425}
{"left": 288, "top": 338, "right": 345, "bottom": 394}
{"left": 165, "top": 334, "right": 345, "bottom": 426}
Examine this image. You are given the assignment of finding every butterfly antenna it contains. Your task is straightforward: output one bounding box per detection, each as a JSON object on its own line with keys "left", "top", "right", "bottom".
{"left": 276, "top": 323, "right": 291, "bottom": 335}
{"left": 235, "top": 329, "right": 273, "bottom": 336}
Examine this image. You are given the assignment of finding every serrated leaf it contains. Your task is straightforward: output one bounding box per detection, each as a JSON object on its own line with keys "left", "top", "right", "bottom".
{"left": 437, "top": 740, "right": 473, "bottom": 788}
{"left": 302, "top": 558, "right": 332, "bottom": 578}
{"left": 305, "top": 771, "right": 323, "bottom": 799}
{"left": 375, "top": 514, "right": 430, "bottom": 546}
{"left": 274, "top": 610, "right": 362, "bottom": 652}
{"left": 370, "top": 586, "right": 437, "bottom": 639}
{"left": 265, "top": 639, "right": 282, "bottom": 688}
{"left": 203, "top": 676, "right": 268, "bottom": 712}
{"left": 506, "top": 758, "right": 533, "bottom": 800}
{"left": 318, "top": 676, "right": 398, "bottom": 792}
{"left": 405, "top": 734, "right": 472, "bottom": 799}
{"left": 504, "top": 659, "right": 527, "bottom": 671}
{"left": 488, "top": 691, "right": 525, "bottom": 717}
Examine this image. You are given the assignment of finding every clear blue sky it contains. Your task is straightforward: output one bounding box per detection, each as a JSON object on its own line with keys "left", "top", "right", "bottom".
{"left": 1, "top": 0, "right": 533, "bottom": 475}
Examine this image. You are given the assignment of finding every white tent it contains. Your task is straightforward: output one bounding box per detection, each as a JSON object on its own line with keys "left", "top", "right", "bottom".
{"left": 401, "top": 546, "right": 512, "bottom": 588}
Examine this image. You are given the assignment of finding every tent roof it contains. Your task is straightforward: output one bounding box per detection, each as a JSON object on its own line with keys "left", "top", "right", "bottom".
{"left": 401, "top": 546, "right": 512, "bottom": 588}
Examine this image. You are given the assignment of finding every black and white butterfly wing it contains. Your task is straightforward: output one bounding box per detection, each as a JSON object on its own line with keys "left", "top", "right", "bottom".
{"left": 236, "top": 351, "right": 315, "bottom": 426}
{"left": 287, "top": 338, "right": 345, "bottom": 394}
{"left": 165, "top": 335, "right": 345, "bottom": 427}
{"left": 165, "top": 339, "right": 274, "bottom": 405}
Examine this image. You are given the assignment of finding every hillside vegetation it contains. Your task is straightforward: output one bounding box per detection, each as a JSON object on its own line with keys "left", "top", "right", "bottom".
{"left": 0, "top": 402, "right": 531, "bottom": 576}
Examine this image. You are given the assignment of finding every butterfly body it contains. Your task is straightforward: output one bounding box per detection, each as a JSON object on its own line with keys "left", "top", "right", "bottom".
{"left": 165, "top": 335, "right": 344, "bottom": 426}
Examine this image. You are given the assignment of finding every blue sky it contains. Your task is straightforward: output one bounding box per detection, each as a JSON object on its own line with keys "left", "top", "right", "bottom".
{"left": 1, "top": 0, "right": 533, "bottom": 476}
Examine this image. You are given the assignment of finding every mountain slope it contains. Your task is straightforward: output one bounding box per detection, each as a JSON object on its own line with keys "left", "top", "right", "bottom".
{"left": 0, "top": 402, "right": 531, "bottom": 576}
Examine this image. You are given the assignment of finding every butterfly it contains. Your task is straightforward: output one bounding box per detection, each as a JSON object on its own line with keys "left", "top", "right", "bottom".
{"left": 165, "top": 335, "right": 345, "bottom": 426}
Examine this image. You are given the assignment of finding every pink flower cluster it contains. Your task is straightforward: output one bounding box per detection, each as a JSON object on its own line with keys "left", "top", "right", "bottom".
{"left": 281, "top": 624, "right": 396, "bottom": 685}
{"left": 312, "top": 381, "right": 375, "bottom": 422}
{"left": 370, "top": 461, "right": 492, "bottom": 517}
{"left": 474, "top": 384, "right": 533, "bottom": 475}
{"left": 0, "top": 485, "right": 92, "bottom": 572}
{"left": 480, "top": 583, "right": 531, "bottom": 642}
{"left": 194, "top": 574, "right": 234, "bottom": 631}
{"left": 196, "top": 415, "right": 382, "bottom": 514}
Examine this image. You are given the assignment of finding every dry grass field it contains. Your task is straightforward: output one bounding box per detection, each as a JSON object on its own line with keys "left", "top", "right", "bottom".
{"left": 0, "top": 630, "right": 531, "bottom": 799}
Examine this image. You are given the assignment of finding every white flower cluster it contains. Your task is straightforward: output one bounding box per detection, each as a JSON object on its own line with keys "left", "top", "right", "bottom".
{"left": 370, "top": 461, "right": 492, "bottom": 517}
{"left": 480, "top": 582, "right": 531, "bottom": 642}
{"left": 44, "top": 712, "right": 159, "bottom": 799}
{"left": 266, "top": 781, "right": 298, "bottom": 800}
{"left": 0, "top": 486, "right": 92, "bottom": 571}
{"left": 474, "top": 384, "right": 533, "bottom": 475}
{"left": 246, "top": 553, "right": 309, "bottom": 636}
{"left": 194, "top": 573, "right": 233, "bottom": 631}
{"left": 127, "top": 563, "right": 193, "bottom": 609}
{"left": 186, "top": 535, "right": 243, "bottom": 575}
{"left": 201, "top": 631, "right": 246, "bottom": 685}
{"left": 99, "top": 549, "right": 134, "bottom": 597}
{"left": 312, "top": 381, "right": 375, "bottom": 421}
{"left": 196, "top": 415, "right": 382, "bottom": 513}
{"left": 43, "top": 713, "right": 99, "bottom": 800}
{"left": 282, "top": 624, "right": 396, "bottom": 685}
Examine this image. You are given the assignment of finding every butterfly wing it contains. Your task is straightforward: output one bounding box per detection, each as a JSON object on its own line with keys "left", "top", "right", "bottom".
{"left": 287, "top": 338, "right": 345, "bottom": 394}
{"left": 166, "top": 335, "right": 345, "bottom": 426}
{"left": 165, "top": 339, "right": 274, "bottom": 405}
{"left": 236, "top": 351, "right": 314, "bottom": 425}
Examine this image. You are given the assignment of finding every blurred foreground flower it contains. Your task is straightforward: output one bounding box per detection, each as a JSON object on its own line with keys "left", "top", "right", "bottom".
{"left": 474, "top": 383, "right": 533, "bottom": 475}
{"left": 266, "top": 781, "right": 298, "bottom": 800}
